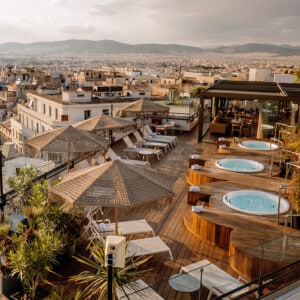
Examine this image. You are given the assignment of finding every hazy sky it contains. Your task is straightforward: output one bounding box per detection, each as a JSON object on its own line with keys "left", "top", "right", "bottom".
{"left": 0, "top": 0, "right": 299, "bottom": 47}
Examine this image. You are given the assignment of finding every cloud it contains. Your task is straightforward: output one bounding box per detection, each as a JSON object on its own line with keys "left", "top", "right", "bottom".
{"left": 60, "top": 25, "right": 96, "bottom": 35}
{"left": 0, "top": 0, "right": 299, "bottom": 45}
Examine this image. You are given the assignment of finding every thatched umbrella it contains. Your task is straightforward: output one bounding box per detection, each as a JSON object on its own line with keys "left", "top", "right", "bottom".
{"left": 116, "top": 99, "right": 170, "bottom": 138}
{"left": 74, "top": 114, "right": 137, "bottom": 144}
{"left": 24, "top": 125, "right": 110, "bottom": 172}
{"left": 50, "top": 159, "right": 177, "bottom": 234}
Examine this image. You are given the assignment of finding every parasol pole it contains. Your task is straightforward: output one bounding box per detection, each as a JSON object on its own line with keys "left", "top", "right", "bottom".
{"left": 115, "top": 207, "right": 119, "bottom": 235}
{"left": 67, "top": 139, "right": 71, "bottom": 173}
{"left": 142, "top": 106, "right": 145, "bottom": 141}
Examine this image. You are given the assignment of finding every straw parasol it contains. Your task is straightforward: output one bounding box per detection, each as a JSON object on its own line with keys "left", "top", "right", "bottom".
{"left": 50, "top": 159, "right": 177, "bottom": 234}
{"left": 74, "top": 114, "right": 137, "bottom": 144}
{"left": 24, "top": 125, "right": 110, "bottom": 172}
{"left": 116, "top": 98, "right": 170, "bottom": 138}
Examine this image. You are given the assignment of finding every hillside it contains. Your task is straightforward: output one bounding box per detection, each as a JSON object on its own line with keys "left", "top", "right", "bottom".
{"left": 0, "top": 39, "right": 299, "bottom": 56}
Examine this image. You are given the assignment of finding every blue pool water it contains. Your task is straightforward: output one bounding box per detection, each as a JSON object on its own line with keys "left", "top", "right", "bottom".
{"left": 239, "top": 140, "right": 279, "bottom": 151}
{"left": 215, "top": 158, "right": 265, "bottom": 173}
{"left": 223, "top": 190, "right": 290, "bottom": 215}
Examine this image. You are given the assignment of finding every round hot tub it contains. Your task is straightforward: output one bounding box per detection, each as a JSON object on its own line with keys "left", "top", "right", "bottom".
{"left": 223, "top": 190, "right": 290, "bottom": 215}
{"left": 215, "top": 158, "right": 265, "bottom": 173}
{"left": 239, "top": 140, "right": 279, "bottom": 151}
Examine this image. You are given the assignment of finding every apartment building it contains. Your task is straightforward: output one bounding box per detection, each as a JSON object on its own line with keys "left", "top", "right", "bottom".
{"left": 9, "top": 89, "right": 118, "bottom": 152}
{"left": 76, "top": 70, "right": 107, "bottom": 86}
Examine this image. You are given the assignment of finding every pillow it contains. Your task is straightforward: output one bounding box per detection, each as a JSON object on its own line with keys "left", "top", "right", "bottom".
{"left": 218, "top": 137, "right": 225, "bottom": 141}
{"left": 219, "top": 144, "right": 227, "bottom": 149}
{"left": 191, "top": 154, "right": 200, "bottom": 159}
{"left": 189, "top": 186, "right": 200, "bottom": 192}
{"left": 98, "top": 223, "right": 107, "bottom": 231}
{"left": 191, "top": 164, "right": 200, "bottom": 170}
{"left": 192, "top": 206, "right": 204, "bottom": 213}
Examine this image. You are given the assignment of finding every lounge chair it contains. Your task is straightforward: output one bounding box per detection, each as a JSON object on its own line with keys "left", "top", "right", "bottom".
{"left": 127, "top": 236, "right": 173, "bottom": 261}
{"left": 180, "top": 259, "right": 251, "bottom": 300}
{"left": 94, "top": 219, "right": 155, "bottom": 237}
{"left": 116, "top": 279, "right": 164, "bottom": 300}
{"left": 133, "top": 131, "right": 170, "bottom": 153}
{"left": 144, "top": 125, "right": 177, "bottom": 147}
{"left": 122, "top": 136, "right": 163, "bottom": 161}
{"left": 106, "top": 147, "right": 150, "bottom": 166}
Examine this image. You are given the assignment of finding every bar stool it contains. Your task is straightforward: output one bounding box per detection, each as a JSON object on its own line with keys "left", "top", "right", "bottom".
{"left": 231, "top": 123, "right": 242, "bottom": 137}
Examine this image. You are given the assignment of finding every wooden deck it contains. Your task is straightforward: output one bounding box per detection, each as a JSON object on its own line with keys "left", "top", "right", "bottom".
{"left": 108, "top": 127, "right": 299, "bottom": 299}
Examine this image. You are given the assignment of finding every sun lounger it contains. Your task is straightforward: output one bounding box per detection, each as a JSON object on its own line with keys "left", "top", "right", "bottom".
{"left": 106, "top": 147, "right": 150, "bottom": 166}
{"left": 116, "top": 279, "right": 164, "bottom": 300}
{"left": 144, "top": 125, "right": 177, "bottom": 147}
{"left": 96, "top": 219, "right": 155, "bottom": 236}
{"left": 180, "top": 259, "right": 250, "bottom": 300}
{"left": 122, "top": 136, "right": 163, "bottom": 160}
{"left": 127, "top": 236, "right": 173, "bottom": 261}
{"left": 133, "top": 131, "right": 170, "bottom": 153}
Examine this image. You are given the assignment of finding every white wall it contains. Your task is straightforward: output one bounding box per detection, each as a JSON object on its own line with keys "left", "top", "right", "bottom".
{"left": 249, "top": 68, "right": 271, "bottom": 81}
{"left": 274, "top": 74, "right": 295, "bottom": 83}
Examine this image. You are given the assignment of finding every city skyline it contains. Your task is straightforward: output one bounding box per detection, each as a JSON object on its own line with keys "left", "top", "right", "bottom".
{"left": 0, "top": 0, "right": 299, "bottom": 47}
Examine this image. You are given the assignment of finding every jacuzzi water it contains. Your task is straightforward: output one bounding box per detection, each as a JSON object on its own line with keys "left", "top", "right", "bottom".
{"left": 223, "top": 190, "right": 290, "bottom": 215}
{"left": 215, "top": 158, "right": 265, "bottom": 173}
{"left": 239, "top": 140, "right": 279, "bottom": 151}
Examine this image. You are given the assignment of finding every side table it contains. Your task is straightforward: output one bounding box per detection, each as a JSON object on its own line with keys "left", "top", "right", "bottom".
{"left": 138, "top": 149, "right": 153, "bottom": 162}
{"left": 168, "top": 273, "right": 200, "bottom": 300}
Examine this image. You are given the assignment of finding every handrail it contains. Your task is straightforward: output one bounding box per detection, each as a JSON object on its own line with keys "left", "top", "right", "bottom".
{"left": 214, "top": 259, "right": 300, "bottom": 299}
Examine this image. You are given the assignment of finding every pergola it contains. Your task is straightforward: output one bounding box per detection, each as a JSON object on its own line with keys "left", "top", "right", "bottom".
{"left": 197, "top": 80, "right": 300, "bottom": 142}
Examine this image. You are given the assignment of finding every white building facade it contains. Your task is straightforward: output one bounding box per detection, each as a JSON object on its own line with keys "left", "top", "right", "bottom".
{"left": 10, "top": 90, "right": 125, "bottom": 152}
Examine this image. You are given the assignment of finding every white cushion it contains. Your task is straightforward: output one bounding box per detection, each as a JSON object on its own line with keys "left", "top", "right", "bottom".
{"left": 219, "top": 144, "right": 227, "bottom": 149}
{"left": 189, "top": 186, "right": 200, "bottom": 192}
{"left": 218, "top": 137, "right": 225, "bottom": 141}
{"left": 191, "top": 154, "right": 200, "bottom": 159}
{"left": 98, "top": 223, "right": 107, "bottom": 231}
{"left": 191, "top": 164, "right": 200, "bottom": 170}
{"left": 192, "top": 206, "right": 204, "bottom": 212}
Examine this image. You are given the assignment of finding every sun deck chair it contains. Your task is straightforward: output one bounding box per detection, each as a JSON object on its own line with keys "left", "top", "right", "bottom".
{"left": 122, "top": 136, "right": 163, "bottom": 160}
{"left": 127, "top": 236, "right": 173, "bottom": 261}
{"left": 106, "top": 147, "right": 150, "bottom": 166}
{"left": 133, "top": 131, "right": 170, "bottom": 153}
{"left": 180, "top": 259, "right": 251, "bottom": 300}
{"left": 116, "top": 279, "right": 164, "bottom": 300}
{"left": 144, "top": 125, "right": 177, "bottom": 147}
{"left": 94, "top": 219, "right": 155, "bottom": 237}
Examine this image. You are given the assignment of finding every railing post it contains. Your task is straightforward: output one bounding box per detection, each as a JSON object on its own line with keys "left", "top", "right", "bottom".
{"left": 258, "top": 245, "right": 264, "bottom": 297}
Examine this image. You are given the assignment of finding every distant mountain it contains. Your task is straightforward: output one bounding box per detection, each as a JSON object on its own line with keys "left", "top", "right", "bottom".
{"left": 0, "top": 39, "right": 204, "bottom": 55}
{"left": 0, "top": 39, "right": 299, "bottom": 56}
{"left": 213, "top": 43, "right": 300, "bottom": 55}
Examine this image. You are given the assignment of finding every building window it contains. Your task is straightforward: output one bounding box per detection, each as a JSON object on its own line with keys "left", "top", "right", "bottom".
{"left": 49, "top": 106, "right": 52, "bottom": 117}
{"left": 43, "top": 104, "right": 46, "bottom": 114}
{"left": 55, "top": 108, "right": 58, "bottom": 120}
{"left": 61, "top": 115, "right": 69, "bottom": 121}
{"left": 84, "top": 110, "right": 91, "bottom": 120}
{"left": 36, "top": 123, "right": 39, "bottom": 133}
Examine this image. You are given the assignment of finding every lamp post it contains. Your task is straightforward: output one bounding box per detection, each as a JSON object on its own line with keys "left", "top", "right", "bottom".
{"left": 0, "top": 149, "right": 5, "bottom": 218}
{"left": 277, "top": 184, "right": 288, "bottom": 224}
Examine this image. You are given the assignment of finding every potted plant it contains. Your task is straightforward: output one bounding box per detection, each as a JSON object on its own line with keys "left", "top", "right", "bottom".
{"left": 0, "top": 221, "right": 23, "bottom": 297}
{"left": 70, "top": 237, "right": 153, "bottom": 299}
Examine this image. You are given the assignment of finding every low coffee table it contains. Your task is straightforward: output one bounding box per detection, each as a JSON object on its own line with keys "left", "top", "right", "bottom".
{"left": 168, "top": 273, "right": 200, "bottom": 299}
{"left": 138, "top": 149, "right": 153, "bottom": 162}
